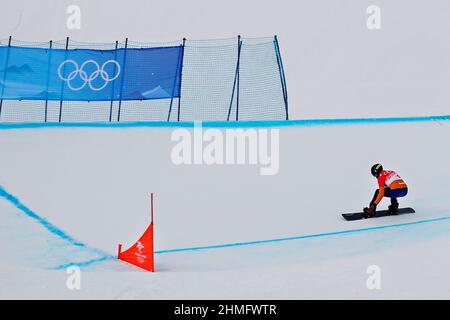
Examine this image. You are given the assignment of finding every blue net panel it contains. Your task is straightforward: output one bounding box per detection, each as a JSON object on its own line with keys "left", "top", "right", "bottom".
{"left": 0, "top": 36, "right": 288, "bottom": 123}
{"left": 0, "top": 46, "right": 182, "bottom": 101}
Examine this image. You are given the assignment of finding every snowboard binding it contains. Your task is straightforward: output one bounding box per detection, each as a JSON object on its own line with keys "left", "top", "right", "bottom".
{"left": 388, "top": 204, "right": 399, "bottom": 215}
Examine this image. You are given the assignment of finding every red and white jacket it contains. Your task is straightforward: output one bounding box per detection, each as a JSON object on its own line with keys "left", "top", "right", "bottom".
{"left": 374, "top": 170, "right": 408, "bottom": 205}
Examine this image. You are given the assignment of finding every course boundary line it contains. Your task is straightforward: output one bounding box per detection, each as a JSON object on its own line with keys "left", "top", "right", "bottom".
{"left": 154, "top": 215, "right": 450, "bottom": 254}
{"left": 0, "top": 184, "right": 109, "bottom": 259}
{"left": 55, "top": 214, "right": 450, "bottom": 269}
{"left": 2, "top": 182, "right": 449, "bottom": 268}
{"left": 0, "top": 114, "right": 449, "bottom": 130}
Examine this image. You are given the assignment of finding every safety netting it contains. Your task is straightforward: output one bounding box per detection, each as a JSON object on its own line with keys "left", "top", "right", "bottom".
{"left": 0, "top": 36, "right": 288, "bottom": 123}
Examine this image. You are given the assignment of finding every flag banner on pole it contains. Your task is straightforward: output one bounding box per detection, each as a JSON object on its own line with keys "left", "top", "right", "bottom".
{"left": 118, "top": 223, "right": 154, "bottom": 272}
{"left": 0, "top": 45, "right": 182, "bottom": 101}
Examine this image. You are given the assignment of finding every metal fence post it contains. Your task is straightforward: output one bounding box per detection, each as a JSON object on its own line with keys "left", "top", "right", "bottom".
{"left": 274, "top": 35, "right": 289, "bottom": 120}
{"left": 44, "top": 40, "right": 53, "bottom": 122}
{"left": 0, "top": 36, "right": 12, "bottom": 120}
{"left": 236, "top": 36, "right": 242, "bottom": 121}
{"left": 117, "top": 38, "right": 128, "bottom": 122}
{"left": 176, "top": 38, "right": 186, "bottom": 122}
{"left": 58, "top": 37, "right": 69, "bottom": 123}
{"left": 167, "top": 39, "right": 185, "bottom": 121}
{"left": 109, "top": 40, "right": 119, "bottom": 122}
{"left": 227, "top": 35, "right": 242, "bottom": 121}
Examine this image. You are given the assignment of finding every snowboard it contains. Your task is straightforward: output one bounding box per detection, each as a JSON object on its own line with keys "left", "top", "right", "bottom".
{"left": 342, "top": 207, "right": 415, "bottom": 221}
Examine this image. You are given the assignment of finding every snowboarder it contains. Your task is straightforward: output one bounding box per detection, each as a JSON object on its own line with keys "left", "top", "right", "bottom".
{"left": 363, "top": 164, "right": 408, "bottom": 218}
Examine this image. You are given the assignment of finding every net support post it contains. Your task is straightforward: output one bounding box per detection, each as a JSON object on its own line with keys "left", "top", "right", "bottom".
{"left": 177, "top": 38, "right": 186, "bottom": 122}
{"left": 44, "top": 40, "right": 53, "bottom": 122}
{"left": 117, "top": 38, "right": 129, "bottom": 122}
{"left": 168, "top": 38, "right": 185, "bottom": 122}
{"left": 109, "top": 41, "right": 119, "bottom": 122}
{"left": 58, "top": 37, "right": 70, "bottom": 123}
{"left": 274, "top": 35, "right": 289, "bottom": 120}
{"left": 0, "top": 36, "right": 12, "bottom": 120}
{"left": 227, "top": 35, "right": 242, "bottom": 121}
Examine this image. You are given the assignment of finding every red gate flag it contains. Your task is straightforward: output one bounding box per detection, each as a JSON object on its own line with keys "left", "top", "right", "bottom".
{"left": 118, "top": 193, "right": 155, "bottom": 272}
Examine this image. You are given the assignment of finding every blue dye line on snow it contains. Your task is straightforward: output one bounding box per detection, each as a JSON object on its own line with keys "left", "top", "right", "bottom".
{"left": 0, "top": 184, "right": 110, "bottom": 262}
{"left": 49, "top": 214, "right": 450, "bottom": 269}
{"left": 53, "top": 255, "right": 115, "bottom": 270}
{"left": 0, "top": 114, "right": 449, "bottom": 130}
{"left": 2, "top": 182, "right": 450, "bottom": 269}
{"left": 154, "top": 215, "right": 450, "bottom": 254}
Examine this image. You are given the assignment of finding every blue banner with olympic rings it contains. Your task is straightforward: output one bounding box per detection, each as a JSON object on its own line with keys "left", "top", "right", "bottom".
{"left": 0, "top": 45, "right": 183, "bottom": 101}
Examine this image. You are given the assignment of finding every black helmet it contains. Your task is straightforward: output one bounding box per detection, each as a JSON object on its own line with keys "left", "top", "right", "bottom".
{"left": 371, "top": 163, "right": 383, "bottom": 177}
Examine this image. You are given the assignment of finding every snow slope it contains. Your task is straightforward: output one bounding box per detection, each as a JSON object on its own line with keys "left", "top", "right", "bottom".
{"left": 0, "top": 119, "right": 450, "bottom": 299}
{"left": 1, "top": 195, "right": 450, "bottom": 299}
{"left": 1, "top": 0, "right": 450, "bottom": 300}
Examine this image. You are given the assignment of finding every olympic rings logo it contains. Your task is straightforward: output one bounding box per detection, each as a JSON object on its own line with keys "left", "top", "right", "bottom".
{"left": 57, "top": 59, "right": 121, "bottom": 91}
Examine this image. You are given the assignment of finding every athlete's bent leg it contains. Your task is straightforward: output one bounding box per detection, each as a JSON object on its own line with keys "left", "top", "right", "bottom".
{"left": 385, "top": 187, "right": 408, "bottom": 213}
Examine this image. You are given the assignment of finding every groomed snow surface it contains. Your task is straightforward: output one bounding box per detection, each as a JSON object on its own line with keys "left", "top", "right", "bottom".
{"left": 0, "top": 119, "right": 450, "bottom": 299}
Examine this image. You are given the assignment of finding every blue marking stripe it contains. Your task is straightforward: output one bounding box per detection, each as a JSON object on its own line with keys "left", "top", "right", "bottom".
{"left": 56, "top": 214, "right": 450, "bottom": 269}
{"left": 53, "top": 256, "right": 115, "bottom": 270}
{"left": 2, "top": 182, "right": 450, "bottom": 269}
{"left": 154, "top": 215, "right": 450, "bottom": 254}
{"left": 0, "top": 184, "right": 109, "bottom": 260}
{"left": 0, "top": 114, "right": 449, "bottom": 130}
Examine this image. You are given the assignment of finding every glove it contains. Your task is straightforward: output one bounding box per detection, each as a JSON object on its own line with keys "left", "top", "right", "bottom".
{"left": 363, "top": 204, "right": 376, "bottom": 218}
